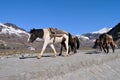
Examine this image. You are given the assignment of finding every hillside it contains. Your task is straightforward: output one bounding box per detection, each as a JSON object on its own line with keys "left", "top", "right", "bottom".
{"left": 107, "top": 23, "right": 120, "bottom": 41}
{"left": 0, "top": 23, "right": 28, "bottom": 39}
{"left": 0, "top": 23, "right": 30, "bottom": 50}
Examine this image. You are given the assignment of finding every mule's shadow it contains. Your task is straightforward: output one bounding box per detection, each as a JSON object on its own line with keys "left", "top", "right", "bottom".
{"left": 85, "top": 51, "right": 101, "bottom": 54}
{"left": 19, "top": 55, "right": 52, "bottom": 59}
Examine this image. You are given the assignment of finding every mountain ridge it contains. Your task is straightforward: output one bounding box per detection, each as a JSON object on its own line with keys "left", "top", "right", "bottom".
{"left": 79, "top": 27, "right": 111, "bottom": 40}
{"left": 0, "top": 22, "right": 120, "bottom": 49}
{"left": 4, "top": 23, "right": 26, "bottom": 31}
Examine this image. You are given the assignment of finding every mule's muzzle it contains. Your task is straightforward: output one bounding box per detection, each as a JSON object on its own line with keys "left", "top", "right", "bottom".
{"left": 27, "top": 38, "right": 33, "bottom": 43}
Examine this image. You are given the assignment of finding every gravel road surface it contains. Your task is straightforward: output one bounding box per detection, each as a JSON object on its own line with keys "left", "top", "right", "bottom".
{"left": 0, "top": 49, "right": 120, "bottom": 80}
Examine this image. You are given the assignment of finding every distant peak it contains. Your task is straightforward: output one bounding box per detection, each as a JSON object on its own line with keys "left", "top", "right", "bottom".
{"left": 0, "top": 22, "right": 29, "bottom": 37}
{"left": 92, "top": 27, "right": 112, "bottom": 34}
{"left": 4, "top": 23, "right": 26, "bottom": 31}
{"left": 0, "top": 23, "right": 5, "bottom": 26}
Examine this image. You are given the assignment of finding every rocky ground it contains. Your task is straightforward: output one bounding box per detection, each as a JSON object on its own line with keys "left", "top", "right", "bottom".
{"left": 0, "top": 49, "right": 120, "bottom": 80}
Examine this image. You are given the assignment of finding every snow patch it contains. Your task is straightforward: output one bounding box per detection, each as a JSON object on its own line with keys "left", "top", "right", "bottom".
{"left": 92, "top": 28, "right": 112, "bottom": 34}
{"left": 0, "top": 23, "right": 29, "bottom": 36}
{"left": 79, "top": 35, "right": 89, "bottom": 40}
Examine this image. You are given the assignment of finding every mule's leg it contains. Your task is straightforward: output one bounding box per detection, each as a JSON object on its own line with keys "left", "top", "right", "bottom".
{"left": 68, "top": 46, "right": 71, "bottom": 54}
{"left": 110, "top": 43, "right": 115, "bottom": 53}
{"left": 50, "top": 44, "right": 57, "bottom": 57}
{"left": 59, "top": 38, "right": 66, "bottom": 56}
{"left": 103, "top": 47, "right": 107, "bottom": 53}
{"left": 102, "top": 44, "right": 107, "bottom": 53}
{"left": 106, "top": 41, "right": 110, "bottom": 53}
{"left": 64, "top": 39, "right": 69, "bottom": 56}
{"left": 106, "top": 45, "right": 109, "bottom": 54}
{"left": 99, "top": 44, "right": 102, "bottom": 52}
{"left": 59, "top": 44, "right": 64, "bottom": 56}
{"left": 74, "top": 43, "right": 77, "bottom": 53}
{"left": 38, "top": 41, "right": 48, "bottom": 59}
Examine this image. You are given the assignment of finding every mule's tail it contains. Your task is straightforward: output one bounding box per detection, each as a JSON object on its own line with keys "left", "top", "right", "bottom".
{"left": 76, "top": 37, "right": 80, "bottom": 49}
{"left": 68, "top": 33, "right": 74, "bottom": 51}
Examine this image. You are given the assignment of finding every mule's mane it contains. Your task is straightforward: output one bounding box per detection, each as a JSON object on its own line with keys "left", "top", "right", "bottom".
{"left": 30, "top": 29, "right": 43, "bottom": 33}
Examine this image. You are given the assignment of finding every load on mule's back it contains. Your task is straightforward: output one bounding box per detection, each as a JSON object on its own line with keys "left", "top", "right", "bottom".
{"left": 93, "top": 33, "right": 115, "bottom": 53}
{"left": 27, "top": 28, "right": 73, "bottom": 59}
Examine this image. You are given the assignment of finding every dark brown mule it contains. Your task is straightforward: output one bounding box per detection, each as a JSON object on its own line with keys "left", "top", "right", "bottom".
{"left": 59, "top": 35, "right": 80, "bottom": 56}
{"left": 71, "top": 36, "right": 80, "bottom": 53}
{"left": 93, "top": 39, "right": 102, "bottom": 52}
{"left": 94, "top": 33, "right": 115, "bottom": 53}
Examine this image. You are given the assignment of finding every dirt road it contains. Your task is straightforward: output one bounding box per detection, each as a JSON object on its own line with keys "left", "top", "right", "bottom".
{"left": 0, "top": 49, "right": 120, "bottom": 80}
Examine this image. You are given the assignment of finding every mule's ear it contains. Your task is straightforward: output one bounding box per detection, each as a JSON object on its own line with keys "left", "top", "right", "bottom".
{"left": 30, "top": 28, "right": 35, "bottom": 33}
{"left": 31, "top": 28, "right": 35, "bottom": 31}
{"left": 33, "top": 28, "right": 35, "bottom": 30}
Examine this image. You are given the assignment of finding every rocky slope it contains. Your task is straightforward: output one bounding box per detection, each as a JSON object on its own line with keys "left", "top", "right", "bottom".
{"left": 0, "top": 23, "right": 29, "bottom": 50}
{"left": 0, "top": 23, "right": 29, "bottom": 40}
{"left": 107, "top": 23, "right": 120, "bottom": 41}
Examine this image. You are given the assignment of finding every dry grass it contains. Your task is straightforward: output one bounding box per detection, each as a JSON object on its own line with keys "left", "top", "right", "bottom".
{"left": 0, "top": 48, "right": 62, "bottom": 56}
{"left": 0, "top": 40, "right": 93, "bottom": 56}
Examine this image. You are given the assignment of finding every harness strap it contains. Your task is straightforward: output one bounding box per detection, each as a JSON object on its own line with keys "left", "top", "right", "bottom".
{"left": 49, "top": 28, "right": 68, "bottom": 34}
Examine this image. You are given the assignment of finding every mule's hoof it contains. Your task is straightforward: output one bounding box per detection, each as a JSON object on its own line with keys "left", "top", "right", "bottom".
{"left": 19, "top": 57, "right": 25, "bottom": 59}
{"left": 19, "top": 55, "right": 25, "bottom": 59}
{"left": 37, "top": 55, "right": 42, "bottom": 59}
{"left": 58, "top": 54, "right": 62, "bottom": 56}
{"left": 52, "top": 55, "right": 56, "bottom": 58}
{"left": 74, "top": 51, "right": 77, "bottom": 53}
{"left": 64, "top": 54, "right": 69, "bottom": 57}
{"left": 37, "top": 57, "right": 41, "bottom": 59}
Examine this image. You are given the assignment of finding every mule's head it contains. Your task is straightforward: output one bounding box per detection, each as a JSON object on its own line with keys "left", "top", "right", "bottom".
{"left": 93, "top": 39, "right": 100, "bottom": 48}
{"left": 28, "top": 29, "right": 37, "bottom": 43}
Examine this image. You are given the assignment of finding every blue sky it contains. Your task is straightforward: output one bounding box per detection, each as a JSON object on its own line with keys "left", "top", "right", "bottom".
{"left": 0, "top": 0, "right": 120, "bottom": 34}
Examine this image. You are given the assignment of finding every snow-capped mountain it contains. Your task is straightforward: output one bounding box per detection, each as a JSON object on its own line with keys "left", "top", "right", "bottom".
{"left": 0, "top": 23, "right": 30, "bottom": 49}
{"left": 92, "top": 28, "right": 112, "bottom": 34}
{"left": 77, "top": 27, "right": 112, "bottom": 47}
{"left": 80, "top": 23, "right": 120, "bottom": 48}
{"left": 80, "top": 27, "right": 112, "bottom": 40}
{"left": 79, "top": 35, "right": 89, "bottom": 40}
{"left": 0, "top": 22, "right": 29, "bottom": 42}
{"left": 0, "top": 23, "right": 29, "bottom": 37}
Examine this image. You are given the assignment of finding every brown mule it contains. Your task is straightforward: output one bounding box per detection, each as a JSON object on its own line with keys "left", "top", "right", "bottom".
{"left": 93, "top": 39, "right": 102, "bottom": 52}
{"left": 93, "top": 33, "right": 115, "bottom": 53}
